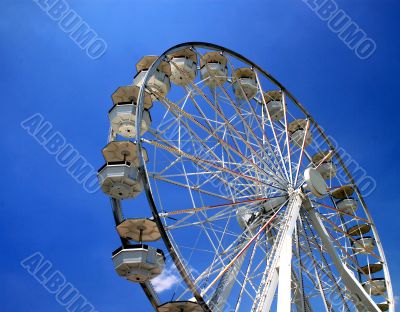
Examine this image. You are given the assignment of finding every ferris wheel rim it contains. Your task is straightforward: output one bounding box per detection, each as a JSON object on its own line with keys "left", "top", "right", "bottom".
{"left": 133, "top": 41, "right": 394, "bottom": 311}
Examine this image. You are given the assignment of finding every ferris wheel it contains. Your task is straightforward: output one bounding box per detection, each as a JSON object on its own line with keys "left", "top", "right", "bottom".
{"left": 97, "top": 42, "right": 394, "bottom": 312}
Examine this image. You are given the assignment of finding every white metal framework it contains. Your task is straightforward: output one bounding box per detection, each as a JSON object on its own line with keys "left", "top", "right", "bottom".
{"left": 98, "top": 42, "right": 394, "bottom": 312}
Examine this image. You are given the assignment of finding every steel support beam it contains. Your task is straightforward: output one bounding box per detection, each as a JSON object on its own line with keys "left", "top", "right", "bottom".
{"left": 253, "top": 192, "right": 302, "bottom": 312}
{"left": 261, "top": 270, "right": 278, "bottom": 312}
{"left": 306, "top": 208, "right": 381, "bottom": 312}
{"left": 277, "top": 233, "right": 293, "bottom": 311}
{"left": 140, "top": 281, "right": 161, "bottom": 309}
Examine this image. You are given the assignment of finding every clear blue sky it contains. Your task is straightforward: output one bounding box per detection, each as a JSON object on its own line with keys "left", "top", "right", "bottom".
{"left": 1, "top": 0, "right": 399, "bottom": 311}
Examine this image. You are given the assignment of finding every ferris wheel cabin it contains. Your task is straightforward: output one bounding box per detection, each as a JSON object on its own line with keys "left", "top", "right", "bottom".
{"left": 133, "top": 56, "right": 171, "bottom": 99}
{"left": 312, "top": 151, "right": 337, "bottom": 180}
{"left": 168, "top": 48, "right": 198, "bottom": 86}
{"left": 362, "top": 278, "right": 387, "bottom": 296}
{"left": 331, "top": 185, "right": 358, "bottom": 214}
{"left": 157, "top": 301, "right": 203, "bottom": 312}
{"left": 98, "top": 141, "right": 148, "bottom": 199}
{"left": 200, "top": 52, "right": 228, "bottom": 87}
{"left": 232, "top": 68, "right": 258, "bottom": 100}
{"left": 109, "top": 86, "right": 153, "bottom": 138}
{"left": 263, "top": 90, "right": 284, "bottom": 121}
{"left": 112, "top": 245, "right": 165, "bottom": 283}
{"left": 288, "top": 119, "right": 312, "bottom": 147}
{"left": 97, "top": 161, "right": 142, "bottom": 199}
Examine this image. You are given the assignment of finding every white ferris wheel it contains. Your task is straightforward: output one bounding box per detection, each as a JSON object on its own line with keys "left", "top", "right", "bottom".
{"left": 97, "top": 42, "right": 394, "bottom": 312}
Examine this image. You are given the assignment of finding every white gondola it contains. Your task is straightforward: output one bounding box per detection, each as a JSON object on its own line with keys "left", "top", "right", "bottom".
{"left": 362, "top": 278, "right": 387, "bottom": 296}
{"left": 336, "top": 198, "right": 358, "bottom": 214}
{"left": 312, "top": 150, "right": 332, "bottom": 165}
{"left": 377, "top": 301, "right": 389, "bottom": 311}
{"left": 168, "top": 48, "right": 197, "bottom": 86}
{"left": 102, "top": 140, "right": 148, "bottom": 167}
{"left": 317, "top": 162, "right": 337, "bottom": 180}
{"left": 98, "top": 161, "right": 142, "bottom": 199}
{"left": 116, "top": 218, "right": 161, "bottom": 242}
{"left": 109, "top": 86, "right": 153, "bottom": 138}
{"left": 331, "top": 185, "right": 354, "bottom": 199}
{"left": 312, "top": 151, "right": 337, "bottom": 180}
{"left": 109, "top": 104, "right": 151, "bottom": 138}
{"left": 200, "top": 52, "right": 228, "bottom": 87}
{"left": 347, "top": 223, "right": 371, "bottom": 236}
{"left": 263, "top": 90, "right": 284, "bottom": 121}
{"left": 358, "top": 262, "right": 383, "bottom": 275}
{"left": 112, "top": 244, "right": 165, "bottom": 283}
{"left": 288, "top": 119, "right": 312, "bottom": 147}
{"left": 111, "top": 85, "right": 153, "bottom": 110}
{"left": 133, "top": 56, "right": 171, "bottom": 99}
{"left": 157, "top": 301, "right": 203, "bottom": 312}
{"left": 232, "top": 68, "right": 257, "bottom": 100}
{"left": 353, "top": 236, "right": 376, "bottom": 254}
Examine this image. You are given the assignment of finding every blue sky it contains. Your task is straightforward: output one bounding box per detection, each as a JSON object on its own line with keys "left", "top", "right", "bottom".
{"left": 1, "top": 0, "right": 399, "bottom": 311}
